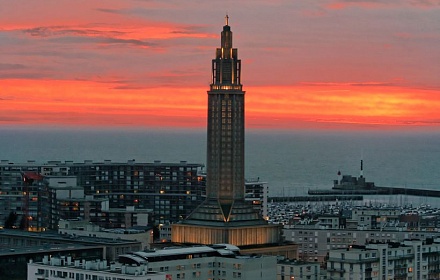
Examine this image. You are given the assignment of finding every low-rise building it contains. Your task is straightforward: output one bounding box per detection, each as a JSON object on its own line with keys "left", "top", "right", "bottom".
{"left": 29, "top": 244, "right": 277, "bottom": 280}
{"left": 58, "top": 219, "right": 154, "bottom": 250}
{"left": 124, "top": 244, "right": 277, "bottom": 280}
{"left": 28, "top": 255, "right": 165, "bottom": 280}
{"left": 1, "top": 243, "right": 104, "bottom": 280}
{"left": 0, "top": 229, "right": 142, "bottom": 261}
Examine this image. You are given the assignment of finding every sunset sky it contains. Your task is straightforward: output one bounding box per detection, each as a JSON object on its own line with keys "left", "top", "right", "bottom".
{"left": 1, "top": 0, "right": 439, "bottom": 131}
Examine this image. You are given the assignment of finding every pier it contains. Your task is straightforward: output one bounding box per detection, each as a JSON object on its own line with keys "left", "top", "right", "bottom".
{"left": 269, "top": 195, "right": 363, "bottom": 203}
{"left": 308, "top": 186, "right": 440, "bottom": 198}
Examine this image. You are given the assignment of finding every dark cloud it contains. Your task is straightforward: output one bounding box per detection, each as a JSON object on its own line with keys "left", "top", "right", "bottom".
{"left": 112, "top": 85, "right": 147, "bottom": 90}
{"left": 95, "top": 8, "right": 126, "bottom": 15}
{"left": 0, "top": 72, "right": 48, "bottom": 79}
{"left": 0, "top": 116, "right": 22, "bottom": 122}
{"left": 18, "top": 50, "right": 96, "bottom": 60}
{"left": 101, "top": 37, "right": 154, "bottom": 48}
{"left": 401, "top": 119, "right": 440, "bottom": 125}
{"left": 171, "top": 25, "right": 210, "bottom": 34}
{"left": 299, "top": 82, "right": 394, "bottom": 87}
{"left": 0, "top": 63, "right": 26, "bottom": 71}
{"left": 23, "top": 26, "right": 126, "bottom": 38}
{"left": 21, "top": 26, "right": 155, "bottom": 49}
{"left": 23, "top": 27, "right": 52, "bottom": 37}
{"left": 410, "top": 0, "right": 440, "bottom": 7}
{"left": 349, "top": 82, "right": 394, "bottom": 87}
{"left": 328, "top": 0, "right": 440, "bottom": 8}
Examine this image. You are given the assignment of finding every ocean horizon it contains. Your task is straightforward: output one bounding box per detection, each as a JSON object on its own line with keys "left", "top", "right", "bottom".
{"left": 1, "top": 126, "right": 440, "bottom": 200}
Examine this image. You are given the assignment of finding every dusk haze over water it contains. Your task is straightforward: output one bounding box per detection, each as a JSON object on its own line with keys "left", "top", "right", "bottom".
{"left": 1, "top": 0, "right": 439, "bottom": 130}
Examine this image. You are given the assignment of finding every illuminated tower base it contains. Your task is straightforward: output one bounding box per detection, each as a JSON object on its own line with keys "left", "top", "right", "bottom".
{"left": 172, "top": 222, "right": 280, "bottom": 246}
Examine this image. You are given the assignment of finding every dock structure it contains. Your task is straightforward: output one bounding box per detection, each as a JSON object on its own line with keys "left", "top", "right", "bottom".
{"left": 269, "top": 195, "right": 363, "bottom": 203}
{"left": 309, "top": 186, "right": 440, "bottom": 198}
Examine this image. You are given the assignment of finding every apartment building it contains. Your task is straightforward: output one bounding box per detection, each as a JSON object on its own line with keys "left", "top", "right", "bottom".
{"left": 122, "top": 244, "right": 277, "bottom": 280}
{"left": 284, "top": 224, "right": 440, "bottom": 265}
{"left": 28, "top": 244, "right": 277, "bottom": 280}
{"left": 28, "top": 256, "right": 165, "bottom": 280}
{"left": 277, "top": 258, "right": 321, "bottom": 280}
{"left": 1, "top": 160, "right": 268, "bottom": 231}
{"left": 327, "top": 239, "right": 440, "bottom": 280}
{"left": 327, "top": 245, "right": 380, "bottom": 280}
{"left": 0, "top": 160, "right": 205, "bottom": 228}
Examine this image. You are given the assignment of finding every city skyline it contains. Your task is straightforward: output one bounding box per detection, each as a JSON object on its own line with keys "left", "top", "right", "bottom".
{"left": 1, "top": 0, "right": 439, "bottom": 131}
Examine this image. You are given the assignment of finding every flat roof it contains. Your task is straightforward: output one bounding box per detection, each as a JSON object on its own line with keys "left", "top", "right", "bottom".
{"left": 0, "top": 243, "right": 103, "bottom": 257}
{"left": 133, "top": 246, "right": 218, "bottom": 259}
{"left": 0, "top": 229, "right": 142, "bottom": 245}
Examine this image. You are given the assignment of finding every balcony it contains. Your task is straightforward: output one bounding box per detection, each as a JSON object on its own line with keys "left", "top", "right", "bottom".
{"left": 327, "top": 268, "right": 345, "bottom": 273}
{"left": 210, "top": 84, "right": 243, "bottom": 91}
{"left": 395, "top": 264, "right": 407, "bottom": 269}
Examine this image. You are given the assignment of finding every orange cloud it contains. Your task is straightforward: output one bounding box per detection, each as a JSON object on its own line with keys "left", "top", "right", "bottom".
{"left": 1, "top": 79, "right": 439, "bottom": 130}
{"left": 0, "top": 79, "right": 206, "bottom": 127}
{"left": 246, "top": 84, "right": 440, "bottom": 129}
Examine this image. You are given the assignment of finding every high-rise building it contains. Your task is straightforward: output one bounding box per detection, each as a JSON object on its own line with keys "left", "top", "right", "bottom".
{"left": 172, "top": 16, "right": 281, "bottom": 246}
{"left": 0, "top": 159, "right": 268, "bottom": 231}
{"left": 0, "top": 160, "right": 205, "bottom": 228}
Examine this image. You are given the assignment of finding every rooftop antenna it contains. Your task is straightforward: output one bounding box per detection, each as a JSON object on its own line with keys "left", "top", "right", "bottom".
{"left": 360, "top": 150, "right": 364, "bottom": 178}
{"left": 225, "top": 13, "right": 229, "bottom": 26}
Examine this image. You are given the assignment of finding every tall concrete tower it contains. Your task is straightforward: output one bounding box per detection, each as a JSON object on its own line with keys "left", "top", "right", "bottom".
{"left": 172, "top": 17, "right": 281, "bottom": 246}
{"left": 206, "top": 14, "right": 246, "bottom": 219}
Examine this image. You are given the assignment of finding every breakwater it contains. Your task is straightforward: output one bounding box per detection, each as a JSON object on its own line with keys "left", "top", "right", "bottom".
{"left": 269, "top": 195, "right": 363, "bottom": 202}
{"left": 308, "top": 186, "right": 440, "bottom": 198}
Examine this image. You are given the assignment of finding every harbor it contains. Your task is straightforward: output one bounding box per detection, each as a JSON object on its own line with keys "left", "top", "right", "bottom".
{"left": 306, "top": 159, "right": 440, "bottom": 199}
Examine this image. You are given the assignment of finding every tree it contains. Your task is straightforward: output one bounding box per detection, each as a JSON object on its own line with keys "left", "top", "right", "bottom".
{"left": 4, "top": 212, "right": 18, "bottom": 229}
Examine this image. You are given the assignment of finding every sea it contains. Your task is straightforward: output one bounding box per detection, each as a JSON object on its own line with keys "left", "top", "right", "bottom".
{"left": 1, "top": 127, "right": 440, "bottom": 206}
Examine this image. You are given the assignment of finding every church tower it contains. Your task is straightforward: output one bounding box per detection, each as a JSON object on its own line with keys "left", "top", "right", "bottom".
{"left": 206, "top": 14, "right": 247, "bottom": 220}
{"left": 172, "top": 16, "right": 281, "bottom": 246}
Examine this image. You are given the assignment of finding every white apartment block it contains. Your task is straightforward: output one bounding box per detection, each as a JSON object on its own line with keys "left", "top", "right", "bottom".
{"left": 27, "top": 256, "right": 165, "bottom": 280}
{"left": 327, "top": 246, "right": 380, "bottom": 280}
{"left": 327, "top": 239, "right": 440, "bottom": 280}
{"left": 28, "top": 244, "right": 277, "bottom": 280}
{"left": 349, "top": 207, "right": 401, "bottom": 230}
{"left": 126, "top": 244, "right": 277, "bottom": 280}
{"left": 277, "top": 259, "right": 321, "bottom": 280}
{"left": 284, "top": 225, "right": 440, "bottom": 265}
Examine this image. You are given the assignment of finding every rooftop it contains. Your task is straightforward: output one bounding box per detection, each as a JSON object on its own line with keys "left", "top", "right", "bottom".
{"left": 0, "top": 229, "right": 142, "bottom": 245}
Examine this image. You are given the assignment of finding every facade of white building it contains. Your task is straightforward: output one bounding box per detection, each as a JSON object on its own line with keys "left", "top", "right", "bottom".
{"left": 284, "top": 225, "right": 440, "bottom": 265}
{"left": 327, "top": 239, "right": 440, "bottom": 280}
{"left": 277, "top": 259, "right": 321, "bottom": 280}
{"left": 28, "top": 244, "right": 277, "bottom": 280}
{"left": 27, "top": 256, "right": 165, "bottom": 280}
{"left": 126, "top": 244, "right": 277, "bottom": 280}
